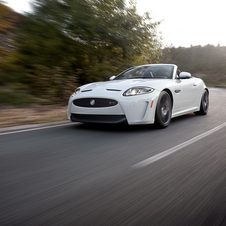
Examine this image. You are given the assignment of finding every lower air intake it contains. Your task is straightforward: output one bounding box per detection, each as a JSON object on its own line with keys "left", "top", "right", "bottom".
{"left": 71, "top": 114, "right": 127, "bottom": 124}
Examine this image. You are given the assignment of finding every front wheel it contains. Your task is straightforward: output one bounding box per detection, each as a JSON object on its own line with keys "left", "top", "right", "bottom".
{"left": 155, "top": 91, "right": 172, "bottom": 128}
{"left": 194, "top": 90, "right": 209, "bottom": 115}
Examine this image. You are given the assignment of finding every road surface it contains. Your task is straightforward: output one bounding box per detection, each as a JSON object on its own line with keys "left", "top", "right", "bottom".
{"left": 0, "top": 88, "right": 226, "bottom": 225}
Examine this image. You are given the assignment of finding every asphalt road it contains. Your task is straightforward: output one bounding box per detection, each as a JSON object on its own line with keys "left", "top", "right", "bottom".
{"left": 1, "top": 88, "right": 226, "bottom": 226}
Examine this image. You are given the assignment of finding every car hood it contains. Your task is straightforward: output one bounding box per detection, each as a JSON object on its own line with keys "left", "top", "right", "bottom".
{"left": 80, "top": 79, "right": 171, "bottom": 92}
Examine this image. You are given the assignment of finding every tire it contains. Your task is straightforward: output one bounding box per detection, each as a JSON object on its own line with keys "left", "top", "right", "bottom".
{"left": 155, "top": 91, "right": 172, "bottom": 128}
{"left": 194, "top": 90, "right": 209, "bottom": 115}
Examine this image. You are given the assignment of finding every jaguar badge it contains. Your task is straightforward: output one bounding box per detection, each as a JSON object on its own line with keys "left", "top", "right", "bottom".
{"left": 90, "top": 99, "right": 95, "bottom": 106}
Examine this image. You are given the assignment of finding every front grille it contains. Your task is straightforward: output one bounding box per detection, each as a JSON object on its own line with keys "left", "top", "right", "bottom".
{"left": 73, "top": 98, "right": 118, "bottom": 108}
{"left": 71, "top": 114, "right": 127, "bottom": 124}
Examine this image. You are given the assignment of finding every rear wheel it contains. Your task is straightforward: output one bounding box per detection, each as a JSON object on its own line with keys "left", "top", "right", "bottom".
{"left": 194, "top": 90, "right": 209, "bottom": 115}
{"left": 155, "top": 91, "right": 172, "bottom": 128}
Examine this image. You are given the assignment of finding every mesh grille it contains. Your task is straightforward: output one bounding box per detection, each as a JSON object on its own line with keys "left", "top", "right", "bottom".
{"left": 73, "top": 98, "right": 118, "bottom": 108}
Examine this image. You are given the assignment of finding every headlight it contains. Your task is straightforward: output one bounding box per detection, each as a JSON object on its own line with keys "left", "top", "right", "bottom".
{"left": 71, "top": 88, "right": 80, "bottom": 97}
{"left": 123, "top": 87, "right": 154, "bottom": 96}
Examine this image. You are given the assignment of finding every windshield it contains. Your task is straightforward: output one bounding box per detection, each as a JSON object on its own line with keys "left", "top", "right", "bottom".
{"left": 114, "top": 65, "right": 174, "bottom": 80}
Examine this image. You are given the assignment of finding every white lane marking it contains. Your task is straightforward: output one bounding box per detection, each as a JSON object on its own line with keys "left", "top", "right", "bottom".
{"left": 133, "top": 122, "right": 226, "bottom": 168}
{"left": 0, "top": 123, "right": 72, "bottom": 136}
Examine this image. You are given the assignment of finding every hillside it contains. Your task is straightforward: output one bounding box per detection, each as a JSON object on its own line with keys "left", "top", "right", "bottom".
{"left": 162, "top": 45, "right": 226, "bottom": 86}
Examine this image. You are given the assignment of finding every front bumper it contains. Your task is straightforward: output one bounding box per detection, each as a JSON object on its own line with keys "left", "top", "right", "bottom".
{"left": 67, "top": 90, "right": 160, "bottom": 125}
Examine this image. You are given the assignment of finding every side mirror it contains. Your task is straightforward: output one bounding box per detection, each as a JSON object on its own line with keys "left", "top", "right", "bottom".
{"left": 179, "top": 72, "right": 192, "bottom": 79}
{"left": 110, "top": 76, "right": 116, "bottom": 81}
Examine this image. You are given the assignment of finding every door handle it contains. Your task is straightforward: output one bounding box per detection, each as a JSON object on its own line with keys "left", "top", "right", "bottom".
{"left": 193, "top": 83, "right": 197, "bottom": 86}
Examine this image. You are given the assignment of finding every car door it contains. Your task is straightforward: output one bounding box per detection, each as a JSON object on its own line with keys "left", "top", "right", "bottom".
{"left": 179, "top": 77, "right": 199, "bottom": 111}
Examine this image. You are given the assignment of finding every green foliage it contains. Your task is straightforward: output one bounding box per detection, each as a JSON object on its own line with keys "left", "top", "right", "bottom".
{"left": 17, "top": 1, "right": 161, "bottom": 89}
{"left": 0, "top": 0, "right": 163, "bottom": 106}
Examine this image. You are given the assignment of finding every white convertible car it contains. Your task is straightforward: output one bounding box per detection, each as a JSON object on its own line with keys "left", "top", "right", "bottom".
{"left": 68, "top": 64, "right": 209, "bottom": 128}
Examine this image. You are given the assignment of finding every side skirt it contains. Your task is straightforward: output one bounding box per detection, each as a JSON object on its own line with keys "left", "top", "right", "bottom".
{"left": 172, "top": 107, "right": 199, "bottom": 118}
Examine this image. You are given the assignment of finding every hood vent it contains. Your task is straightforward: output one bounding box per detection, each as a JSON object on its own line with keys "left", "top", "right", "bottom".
{"left": 106, "top": 89, "right": 121, "bottom": 92}
{"left": 81, "top": 89, "right": 92, "bottom": 92}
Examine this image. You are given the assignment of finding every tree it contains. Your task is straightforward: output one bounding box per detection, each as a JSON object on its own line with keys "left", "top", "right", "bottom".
{"left": 12, "top": 0, "right": 162, "bottom": 102}
{"left": 0, "top": 1, "right": 20, "bottom": 86}
{"left": 0, "top": 1, "right": 19, "bottom": 59}
{"left": 0, "top": 1, "right": 18, "bottom": 33}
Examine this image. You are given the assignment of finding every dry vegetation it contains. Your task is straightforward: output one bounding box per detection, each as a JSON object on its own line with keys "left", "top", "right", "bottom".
{"left": 0, "top": 105, "right": 68, "bottom": 128}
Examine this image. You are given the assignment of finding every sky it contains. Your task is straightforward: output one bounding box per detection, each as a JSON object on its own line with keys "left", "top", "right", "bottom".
{"left": 4, "top": 0, "right": 32, "bottom": 14}
{"left": 4, "top": 0, "right": 226, "bottom": 47}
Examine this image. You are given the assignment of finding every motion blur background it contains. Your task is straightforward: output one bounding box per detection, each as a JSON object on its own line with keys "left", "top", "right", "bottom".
{"left": 0, "top": 0, "right": 226, "bottom": 107}
{"left": 1, "top": 1, "right": 226, "bottom": 225}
